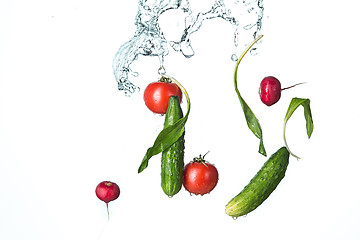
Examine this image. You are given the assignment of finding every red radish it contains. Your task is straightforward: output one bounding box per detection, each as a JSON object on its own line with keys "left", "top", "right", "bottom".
{"left": 95, "top": 181, "right": 120, "bottom": 219}
{"left": 259, "top": 76, "right": 305, "bottom": 106}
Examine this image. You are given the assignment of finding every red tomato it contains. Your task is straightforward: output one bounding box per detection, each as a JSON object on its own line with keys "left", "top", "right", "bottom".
{"left": 143, "top": 82, "right": 182, "bottom": 114}
{"left": 183, "top": 155, "right": 219, "bottom": 195}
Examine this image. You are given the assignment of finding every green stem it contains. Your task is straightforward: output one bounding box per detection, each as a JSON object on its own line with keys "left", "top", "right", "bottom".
{"left": 283, "top": 123, "right": 300, "bottom": 159}
{"left": 233, "top": 35, "right": 267, "bottom": 156}
{"left": 163, "top": 75, "right": 191, "bottom": 118}
{"left": 234, "top": 35, "right": 263, "bottom": 95}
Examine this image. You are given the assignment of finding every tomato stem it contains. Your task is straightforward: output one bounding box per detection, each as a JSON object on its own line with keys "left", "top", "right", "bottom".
{"left": 193, "top": 151, "right": 210, "bottom": 165}
{"left": 159, "top": 75, "right": 171, "bottom": 83}
{"left": 203, "top": 151, "right": 210, "bottom": 159}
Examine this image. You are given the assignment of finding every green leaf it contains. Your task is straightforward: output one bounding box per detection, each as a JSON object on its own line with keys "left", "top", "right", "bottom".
{"left": 234, "top": 35, "right": 266, "bottom": 156}
{"left": 237, "top": 95, "right": 267, "bottom": 156}
{"left": 138, "top": 77, "right": 190, "bottom": 173}
{"left": 138, "top": 115, "right": 188, "bottom": 173}
{"left": 283, "top": 97, "right": 314, "bottom": 159}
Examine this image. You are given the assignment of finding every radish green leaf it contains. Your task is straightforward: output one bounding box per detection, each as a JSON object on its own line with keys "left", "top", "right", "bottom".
{"left": 283, "top": 97, "right": 313, "bottom": 159}
{"left": 234, "top": 35, "right": 266, "bottom": 157}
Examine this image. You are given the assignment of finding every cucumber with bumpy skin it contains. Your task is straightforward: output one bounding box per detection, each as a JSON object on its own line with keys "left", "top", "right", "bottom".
{"left": 161, "top": 96, "right": 185, "bottom": 197}
{"left": 225, "top": 147, "right": 290, "bottom": 217}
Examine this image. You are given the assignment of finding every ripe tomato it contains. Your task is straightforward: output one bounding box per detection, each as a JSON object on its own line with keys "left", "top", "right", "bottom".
{"left": 183, "top": 154, "right": 219, "bottom": 195}
{"left": 143, "top": 81, "right": 182, "bottom": 114}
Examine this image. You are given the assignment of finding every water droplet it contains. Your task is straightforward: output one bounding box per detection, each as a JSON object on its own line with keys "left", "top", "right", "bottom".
{"left": 131, "top": 71, "right": 139, "bottom": 77}
{"left": 250, "top": 47, "right": 258, "bottom": 56}
{"left": 232, "top": 216, "right": 238, "bottom": 220}
{"left": 158, "top": 56, "right": 166, "bottom": 75}
{"left": 180, "top": 40, "right": 194, "bottom": 58}
{"left": 231, "top": 54, "right": 238, "bottom": 62}
{"left": 158, "top": 68, "right": 165, "bottom": 75}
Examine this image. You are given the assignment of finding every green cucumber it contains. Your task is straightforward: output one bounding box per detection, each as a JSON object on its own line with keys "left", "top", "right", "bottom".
{"left": 161, "top": 95, "right": 185, "bottom": 197}
{"left": 225, "top": 146, "right": 290, "bottom": 217}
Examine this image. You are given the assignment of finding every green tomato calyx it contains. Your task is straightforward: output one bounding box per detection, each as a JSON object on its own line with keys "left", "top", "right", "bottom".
{"left": 193, "top": 151, "right": 210, "bottom": 166}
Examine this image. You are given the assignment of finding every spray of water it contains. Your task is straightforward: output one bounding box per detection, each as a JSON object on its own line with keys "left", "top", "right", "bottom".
{"left": 112, "top": 0, "right": 264, "bottom": 96}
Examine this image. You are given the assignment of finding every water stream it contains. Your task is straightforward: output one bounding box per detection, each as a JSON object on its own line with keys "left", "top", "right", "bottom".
{"left": 112, "top": 0, "right": 264, "bottom": 96}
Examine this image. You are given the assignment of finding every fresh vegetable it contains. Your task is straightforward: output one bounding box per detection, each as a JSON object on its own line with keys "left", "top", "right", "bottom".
{"left": 183, "top": 152, "right": 218, "bottom": 195}
{"left": 259, "top": 76, "right": 281, "bottom": 106}
{"left": 225, "top": 97, "right": 314, "bottom": 218}
{"left": 138, "top": 76, "right": 190, "bottom": 173}
{"left": 144, "top": 77, "right": 183, "bottom": 114}
{"left": 161, "top": 95, "right": 185, "bottom": 197}
{"left": 259, "top": 76, "right": 305, "bottom": 106}
{"left": 233, "top": 35, "right": 266, "bottom": 156}
{"left": 95, "top": 181, "right": 120, "bottom": 219}
{"left": 283, "top": 97, "right": 314, "bottom": 159}
{"left": 225, "top": 147, "right": 289, "bottom": 218}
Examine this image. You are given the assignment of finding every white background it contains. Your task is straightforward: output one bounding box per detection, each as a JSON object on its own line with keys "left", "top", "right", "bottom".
{"left": 1, "top": 0, "right": 360, "bottom": 239}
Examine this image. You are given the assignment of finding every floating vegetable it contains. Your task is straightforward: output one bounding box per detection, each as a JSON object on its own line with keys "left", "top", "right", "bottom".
{"left": 144, "top": 78, "right": 183, "bottom": 114}
{"left": 138, "top": 76, "right": 190, "bottom": 173}
{"left": 183, "top": 152, "right": 219, "bottom": 195}
{"left": 225, "top": 147, "right": 289, "bottom": 218}
{"left": 225, "top": 97, "right": 314, "bottom": 218}
{"left": 95, "top": 181, "right": 120, "bottom": 219}
{"left": 259, "top": 76, "right": 305, "bottom": 106}
{"left": 161, "top": 95, "right": 185, "bottom": 197}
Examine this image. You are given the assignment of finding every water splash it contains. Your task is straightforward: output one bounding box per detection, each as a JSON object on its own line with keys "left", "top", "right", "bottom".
{"left": 113, "top": 0, "right": 264, "bottom": 95}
